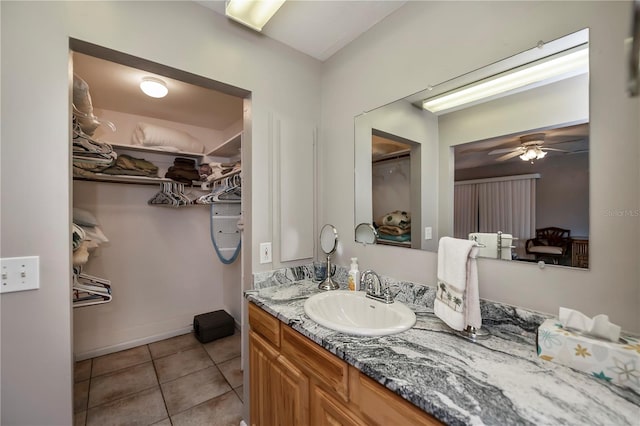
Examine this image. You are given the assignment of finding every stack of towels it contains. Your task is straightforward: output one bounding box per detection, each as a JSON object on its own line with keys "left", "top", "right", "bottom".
{"left": 166, "top": 158, "right": 200, "bottom": 184}
{"left": 434, "top": 237, "right": 481, "bottom": 331}
{"left": 376, "top": 210, "right": 411, "bottom": 243}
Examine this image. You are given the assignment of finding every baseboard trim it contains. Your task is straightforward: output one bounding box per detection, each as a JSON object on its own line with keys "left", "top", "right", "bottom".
{"left": 75, "top": 320, "right": 244, "bottom": 361}
{"left": 74, "top": 326, "right": 194, "bottom": 361}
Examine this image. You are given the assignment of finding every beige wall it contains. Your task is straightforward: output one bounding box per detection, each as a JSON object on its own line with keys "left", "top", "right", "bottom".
{"left": 1, "top": 1, "right": 321, "bottom": 424}
{"left": 321, "top": 1, "right": 640, "bottom": 332}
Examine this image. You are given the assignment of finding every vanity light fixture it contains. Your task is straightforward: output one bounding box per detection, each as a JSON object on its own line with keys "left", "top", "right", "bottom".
{"left": 225, "top": 0, "right": 286, "bottom": 32}
{"left": 422, "top": 46, "right": 589, "bottom": 114}
{"left": 140, "top": 77, "right": 168, "bottom": 98}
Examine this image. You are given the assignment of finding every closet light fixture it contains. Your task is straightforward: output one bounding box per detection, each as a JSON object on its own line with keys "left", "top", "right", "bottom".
{"left": 225, "top": 0, "right": 286, "bottom": 32}
{"left": 140, "top": 77, "right": 168, "bottom": 98}
{"left": 422, "top": 46, "right": 589, "bottom": 114}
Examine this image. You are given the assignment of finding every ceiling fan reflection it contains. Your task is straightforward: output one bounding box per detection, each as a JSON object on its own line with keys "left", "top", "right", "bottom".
{"left": 488, "top": 133, "right": 582, "bottom": 162}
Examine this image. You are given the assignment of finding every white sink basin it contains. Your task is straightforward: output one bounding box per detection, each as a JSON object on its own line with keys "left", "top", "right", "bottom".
{"left": 303, "top": 290, "right": 416, "bottom": 336}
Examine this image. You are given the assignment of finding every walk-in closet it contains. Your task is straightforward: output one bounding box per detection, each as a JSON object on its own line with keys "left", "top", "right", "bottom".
{"left": 71, "top": 42, "right": 248, "bottom": 369}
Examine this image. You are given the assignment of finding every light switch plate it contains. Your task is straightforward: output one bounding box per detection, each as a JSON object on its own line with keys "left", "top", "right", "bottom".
{"left": 1, "top": 256, "right": 40, "bottom": 293}
{"left": 259, "top": 242, "right": 272, "bottom": 264}
{"left": 424, "top": 227, "right": 433, "bottom": 240}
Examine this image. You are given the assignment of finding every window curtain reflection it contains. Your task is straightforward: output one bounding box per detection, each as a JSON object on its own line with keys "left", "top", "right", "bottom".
{"left": 454, "top": 176, "right": 537, "bottom": 257}
{"left": 454, "top": 183, "right": 478, "bottom": 239}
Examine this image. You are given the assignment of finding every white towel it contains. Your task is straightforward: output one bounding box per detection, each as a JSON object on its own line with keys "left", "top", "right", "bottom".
{"left": 132, "top": 122, "right": 204, "bottom": 153}
{"left": 434, "top": 237, "right": 481, "bottom": 331}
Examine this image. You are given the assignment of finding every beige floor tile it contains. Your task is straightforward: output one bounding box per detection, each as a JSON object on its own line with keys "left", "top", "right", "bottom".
{"left": 75, "top": 359, "right": 92, "bottom": 383}
{"left": 149, "top": 332, "right": 200, "bottom": 359}
{"left": 171, "top": 390, "right": 243, "bottom": 426}
{"left": 154, "top": 346, "right": 213, "bottom": 384}
{"left": 92, "top": 345, "right": 151, "bottom": 377}
{"left": 74, "top": 410, "right": 86, "bottom": 426}
{"left": 217, "top": 356, "right": 243, "bottom": 389}
{"left": 88, "top": 362, "right": 158, "bottom": 408}
{"left": 151, "top": 419, "right": 172, "bottom": 426}
{"left": 161, "top": 366, "right": 231, "bottom": 416}
{"left": 87, "top": 387, "right": 167, "bottom": 426}
{"left": 234, "top": 385, "right": 244, "bottom": 402}
{"left": 74, "top": 379, "right": 89, "bottom": 413}
{"left": 203, "top": 332, "right": 241, "bottom": 364}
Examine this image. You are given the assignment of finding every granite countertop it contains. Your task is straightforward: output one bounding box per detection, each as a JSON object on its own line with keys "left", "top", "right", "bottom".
{"left": 246, "top": 279, "right": 640, "bottom": 426}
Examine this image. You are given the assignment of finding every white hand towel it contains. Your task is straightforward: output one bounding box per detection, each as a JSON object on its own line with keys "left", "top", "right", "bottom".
{"left": 434, "top": 237, "right": 481, "bottom": 331}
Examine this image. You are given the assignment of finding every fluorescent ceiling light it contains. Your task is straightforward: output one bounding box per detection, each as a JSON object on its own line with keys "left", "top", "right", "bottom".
{"left": 422, "top": 47, "right": 589, "bottom": 114}
{"left": 140, "top": 77, "right": 168, "bottom": 98}
{"left": 225, "top": 0, "right": 286, "bottom": 32}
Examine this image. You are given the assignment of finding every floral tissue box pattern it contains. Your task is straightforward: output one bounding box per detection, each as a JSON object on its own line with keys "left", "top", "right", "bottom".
{"left": 537, "top": 319, "right": 640, "bottom": 392}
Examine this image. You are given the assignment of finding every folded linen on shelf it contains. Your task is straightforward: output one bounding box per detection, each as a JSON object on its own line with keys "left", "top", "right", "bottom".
{"left": 206, "top": 161, "right": 241, "bottom": 182}
{"left": 378, "top": 210, "right": 411, "bottom": 229}
{"left": 165, "top": 157, "right": 200, "bottom": 183}
{"left": 132, "top": 122, "right": 204, "bottom": 153}
{"left": 102, "top": 154, "right": 159, "bottom": 177}
{"left": 73, "top": 74, "right": 101, "bottom": 136}
{"left": 377, "top": 225, "right": 410, "bottom": 236}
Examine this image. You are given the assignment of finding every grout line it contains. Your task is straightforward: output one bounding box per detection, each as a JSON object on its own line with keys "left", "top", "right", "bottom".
{"left": 150, "top": 343, "right": 172, "bottom": 422}
{"left": 168, "top": 389, "right": 239, "bottom": 419}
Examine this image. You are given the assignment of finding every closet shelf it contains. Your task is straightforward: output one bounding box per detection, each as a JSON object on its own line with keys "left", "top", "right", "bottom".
{"left": 74, "top": 174, "right": 210, "bottom": 187}
{"left": 74, "top": 174, "right": 171, "bottom": 185}
{"left": 109, "top": 142, "right": 204, "bottom": 159}
{"left": 206, "top": 131, "right": 242, "bottom": 158}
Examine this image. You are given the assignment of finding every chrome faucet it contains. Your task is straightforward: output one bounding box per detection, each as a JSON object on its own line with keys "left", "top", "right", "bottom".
{"left": 360, "top": 270, "right": 394, "bottom": 304}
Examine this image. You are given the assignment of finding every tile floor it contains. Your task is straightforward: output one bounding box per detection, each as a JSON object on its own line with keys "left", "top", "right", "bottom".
{"left": 74, "top": 331, "right": 244, "bottom": 426}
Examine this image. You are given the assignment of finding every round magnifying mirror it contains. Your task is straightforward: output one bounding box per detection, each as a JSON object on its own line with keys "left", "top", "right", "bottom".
{"left": 320, "top": 224, "right": 338, "bottom": 255}
{"left": 355, "top": 223, "right": 378, "bottom": 245}
{"left": 318, "top": 224, "right": 339, "bottom": 291}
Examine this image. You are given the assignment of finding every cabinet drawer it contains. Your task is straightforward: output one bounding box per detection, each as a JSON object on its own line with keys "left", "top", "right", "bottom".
{"left": 312, "top": 385, "right": 365, "bottom": 426}
{"left": 249, "top": 302, "right": 281, "bottom": 348}
{"left": 349, "top": 366, "right": 442, "bottom": 426}
{"left": 281, "top": 325, "right": 349, "bottom": 401}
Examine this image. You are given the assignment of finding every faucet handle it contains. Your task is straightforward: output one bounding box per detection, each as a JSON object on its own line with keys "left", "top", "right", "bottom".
{"left": 382, "top": 286, "right": 394, "bottom": 303}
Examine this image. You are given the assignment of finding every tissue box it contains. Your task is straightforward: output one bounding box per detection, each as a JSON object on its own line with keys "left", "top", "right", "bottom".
{"left": 537, "top": 319, "right": 640, "bottom": 392}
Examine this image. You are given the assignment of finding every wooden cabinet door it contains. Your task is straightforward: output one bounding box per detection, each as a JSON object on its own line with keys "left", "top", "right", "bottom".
{"left": 272, "top": 354, "right": 310, "bottom": 426}
{"left": 249, "top": 330, "right": 310, "bottom": 426}
{"left": 312, "top": 385, "right": 365, "bottom": 426}
{"left": 250, "top": 330, "right": 278, "bottom": 426}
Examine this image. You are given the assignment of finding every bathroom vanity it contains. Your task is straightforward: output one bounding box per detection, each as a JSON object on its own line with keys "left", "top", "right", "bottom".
{"left": 249, "top": 302, "right": 439, "bottom": 425}
{"left": 246, "top": 276, "right": 640, "bottom": 425}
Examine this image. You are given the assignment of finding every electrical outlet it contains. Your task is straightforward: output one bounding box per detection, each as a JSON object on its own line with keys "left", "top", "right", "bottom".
{"left": 0, "top": 256, "right": 40, "bottom": 293}
{"left": 259, "top": 242, "right": 272, "bottom": 264}
{"left": 424, "top": 227, "right": 433, "bottom": 240}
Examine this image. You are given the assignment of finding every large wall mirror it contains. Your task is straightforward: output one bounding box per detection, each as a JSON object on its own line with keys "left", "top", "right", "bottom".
{"left": 354, "top": 28, "right": 590, "bottom": 269}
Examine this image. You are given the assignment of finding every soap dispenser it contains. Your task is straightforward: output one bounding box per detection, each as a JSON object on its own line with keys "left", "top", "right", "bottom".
{"left": 348, "top": 257, "right": 360, "bottom": 291}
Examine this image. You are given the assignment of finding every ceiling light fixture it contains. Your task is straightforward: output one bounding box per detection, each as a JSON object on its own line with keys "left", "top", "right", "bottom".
{"left": 225, "top": 0, "right": 286, "bottom": 32}
{"left": 422, "top": 46, "right": 588, "bottom": 114}
{"left": 140, "top": 77, "right": 168, "bottom": 98}
{"left": 519, "top": 146, "right": 547, "bottom": 162}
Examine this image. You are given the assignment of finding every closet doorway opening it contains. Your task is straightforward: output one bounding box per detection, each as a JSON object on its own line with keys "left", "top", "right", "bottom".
{"left": 69, "top": 38, "right": 252, "bottom": 422}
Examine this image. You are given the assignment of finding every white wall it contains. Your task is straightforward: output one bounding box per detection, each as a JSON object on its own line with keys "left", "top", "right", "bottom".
{"left": 73, "top": 181, "right": 239, "bottom": 359}
{"left": 321, "top": 1, "right": 639, "bottom": 332}
{"left": 1, "top": 1, "right": 321, "bottom": 424}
